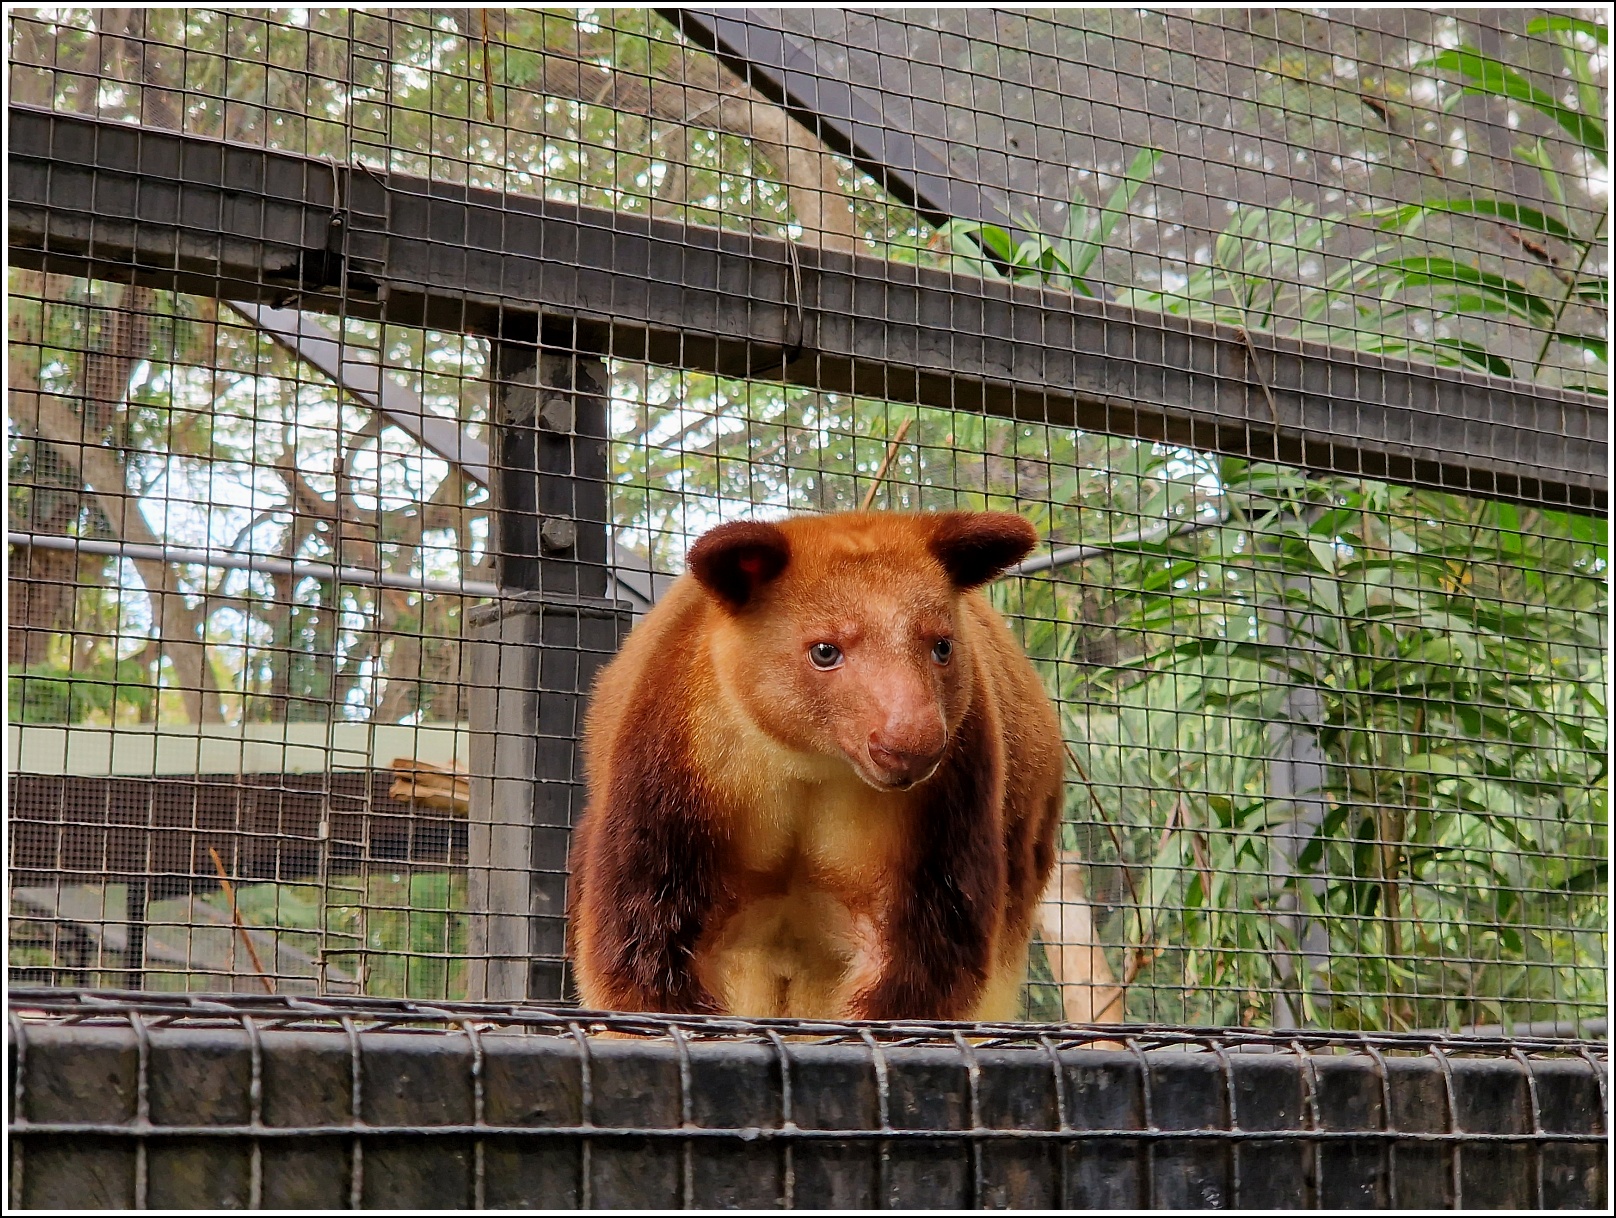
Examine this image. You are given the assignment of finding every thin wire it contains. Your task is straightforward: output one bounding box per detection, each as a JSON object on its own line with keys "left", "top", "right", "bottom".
{"left": 3, "top": 7, "right": 1605, "bottom": 1040}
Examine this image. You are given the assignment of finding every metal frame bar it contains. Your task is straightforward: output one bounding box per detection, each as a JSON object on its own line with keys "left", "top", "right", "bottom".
{"left": 464, "top": 322, "right": 628, "bottom": 1003}
{"left": 1, "top": 517, "right": 1242, "bottom": 602}
{"left": 1007, "top": 515, "right": 1224, "bottom": 577}
{"left": 5, "top": 531, "right": 500, "bottom": 599}
{"left": 224, "top": 302, "right": 492, "bottom": 488}
{"left": 9, "top": 106, "right": 1605, "bottom": 513}
{"left": 5, "top": 528, "right": 658, "bottom": 615}
{"left": 9, "top": 985, "right": 1607, "bottom": 1051}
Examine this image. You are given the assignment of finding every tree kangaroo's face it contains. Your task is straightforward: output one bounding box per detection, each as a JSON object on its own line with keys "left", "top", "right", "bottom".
{"left": 747, "top": 560, "right": 967, "bottom": 790}
{"left": 687, "top": 512, "right": 1038, "bottom": 791}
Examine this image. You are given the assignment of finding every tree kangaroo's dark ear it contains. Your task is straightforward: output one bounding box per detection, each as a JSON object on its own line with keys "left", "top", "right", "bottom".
{"left": 929, "top": 511, "right": 1038, "bottom": 589}
{"left": 687, "top": 520, "right": 791, "bottom": 610}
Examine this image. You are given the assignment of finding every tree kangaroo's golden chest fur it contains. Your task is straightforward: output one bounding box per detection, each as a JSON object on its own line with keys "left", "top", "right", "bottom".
{"left": 567, "top": 510, "right": 1064, "bottom": 1022}
{"left": 695, "top": 739, "right": 916, "bottom": 1017}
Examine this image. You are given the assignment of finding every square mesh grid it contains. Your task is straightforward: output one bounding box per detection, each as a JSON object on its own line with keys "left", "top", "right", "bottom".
{"left": 5, "top": 9, "right": 1607, "bottom": 1036}
{"left": 5, "top": 991, "right": 1609, "bottom": 1210}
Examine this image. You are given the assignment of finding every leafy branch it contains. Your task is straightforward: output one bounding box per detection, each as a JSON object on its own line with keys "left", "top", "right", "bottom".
{"left": 1368, "top": 20, "right": 1608, "bottom": 385}
{"left": 933, "top": 147, "right": 1163, "bottom": 296}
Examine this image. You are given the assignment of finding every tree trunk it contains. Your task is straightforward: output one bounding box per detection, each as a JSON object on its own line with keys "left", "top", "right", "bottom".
{"left": 7, "top": 270, "right": 81, "bottom": 670}
{"left": 19, "top": 392, "right": 225, "bottom": 723}
{"left": 459, "top": 13, "right": 860, "bottom": 252}
{"left": 96, "top": 9, "right": 183, "bottom": 131}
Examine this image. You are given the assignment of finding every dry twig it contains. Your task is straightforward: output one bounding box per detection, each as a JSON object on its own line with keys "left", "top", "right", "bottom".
{"left": 478, "top": 10, "right": 496, "bottom": 123}
{"left": 859, "top": 417, "right": 914, "bottom": 511}
{"left": 208, "top": 847, "right": 274, "bottom": 993}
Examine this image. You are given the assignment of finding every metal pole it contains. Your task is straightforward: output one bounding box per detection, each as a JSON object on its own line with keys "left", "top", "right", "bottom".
{"left": 1261, "top": 518, "right": 1332, "bottom": 1030}
{"left": 1004, "top": 514, "right": 1222, "bottom": 579}
{"left": 1266, "top": 668, "right": 1331, "bottom": 1028}
{"left": 6, "top": 532, "right": 501, "bottom": 599}
{"left": 466, "top": 317, "right": 629, "bottom": 1003}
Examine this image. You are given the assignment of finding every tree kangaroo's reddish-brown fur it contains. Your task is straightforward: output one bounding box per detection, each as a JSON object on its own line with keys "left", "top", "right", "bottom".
{"left": 567, "top": 510, "right": 1067, "bottom": 1020}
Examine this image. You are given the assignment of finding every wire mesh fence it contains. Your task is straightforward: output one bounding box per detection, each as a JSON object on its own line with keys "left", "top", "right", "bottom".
{"left": 6, "top": 8, "right": 1608, "bottom": 1037}
{"left": 5, "top": 988, "right": 1609, "bottom": 1209}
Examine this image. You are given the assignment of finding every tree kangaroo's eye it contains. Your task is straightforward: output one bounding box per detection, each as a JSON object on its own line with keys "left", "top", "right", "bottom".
{"left": 932, "top": 638, "right": 954, "bottom": 665}
{"left": 808, "top": 642, "right": 843, "bottom": 670}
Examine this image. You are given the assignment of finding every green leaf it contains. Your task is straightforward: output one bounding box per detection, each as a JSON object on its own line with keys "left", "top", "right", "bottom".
{"left": 934, "top": 219, "right": 1001, "bottom": 279}
{"left": 1404, "top": 753, "right": 1468, "bottom": 777}
{"left": 1069, "top": 147, "right": 1163, "bottom": 283}
{"left": 1404, "top": 338, "right": 1494, "bottom": 371}
{"left": 1061, "top": 194, "right": 1091, "bottom": 253}
{"left": 1367, "top": 204, "right": 1425, "bottom": 232}
{"left": 973, "top": 223, "right": 1017, "bottom": 262}
{"left": 1514, "top": 137, "right": 1571, "bottom": 214}
{"left": 1380, "top": 293, "right": 1508, "bottom": 322}
{"left": 1431, "top": 338, "right": 1515, "bottom": 378}
{"left": 1454, "top": 199, "right": 1579, "bottom": 242}
{"left": 1015, "top": 235, "right": 1052, "bottom": 268}
{"left": 1417, "top": 48, "right": 1606, "bottom": 165}
{"left": 1571, "top": 278, "right": 1608, "bottom": 305}
{"left": 1550, "top": 332, "right": 1608, "bottom": 363}
{"left": 1371, "top": 197, "right": 1578, "bottom": 243}
{"left": 1525, "top": 16, "right": 1607, "bottom": 46}
{"left": 1375, "top": 257, "right": 1555, "bottom": 323}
